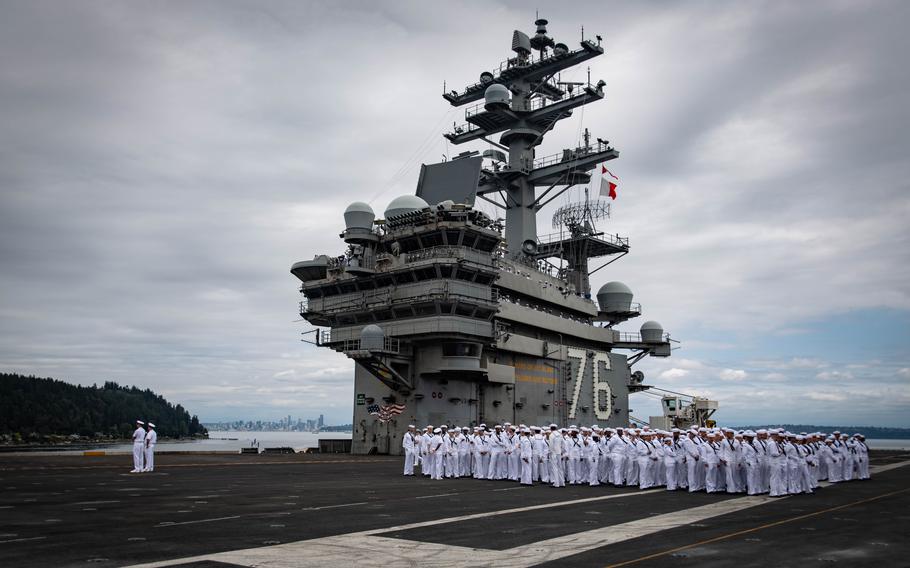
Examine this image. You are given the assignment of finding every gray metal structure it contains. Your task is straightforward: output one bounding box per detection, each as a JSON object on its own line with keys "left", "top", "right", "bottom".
{"left": 292, "top": 19, "right": 675, "bottom": 455}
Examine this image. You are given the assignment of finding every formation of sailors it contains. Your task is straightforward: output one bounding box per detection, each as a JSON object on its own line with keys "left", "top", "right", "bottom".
{"left": 130, "top": 419, "right": 158, "bottom": 473}
{"left": 401, "top": 423, "right": 871, "bottom": 495}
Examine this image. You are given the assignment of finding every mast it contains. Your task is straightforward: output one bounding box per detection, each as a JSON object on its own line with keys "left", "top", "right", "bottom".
{"left": 444, "top": 19, "right": 616, "bottom": 259}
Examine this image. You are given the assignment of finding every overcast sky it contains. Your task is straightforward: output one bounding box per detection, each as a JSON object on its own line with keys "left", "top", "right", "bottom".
{"left": 1, "top": 1, "right": 908, "bottom": 427}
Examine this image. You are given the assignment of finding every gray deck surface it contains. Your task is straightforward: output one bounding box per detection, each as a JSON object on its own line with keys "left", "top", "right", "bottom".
{"left": 1, "top": 451, "right": 907, "bottom": 567}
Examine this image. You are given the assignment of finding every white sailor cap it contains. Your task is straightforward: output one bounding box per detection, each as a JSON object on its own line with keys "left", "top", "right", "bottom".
{"left": 408, "top": 424, "right": 416, "bottom": 428}
{"left": 441, "top": 424, "right": 448, "bottom": 429}
{"left": 756, "top": 429, "right": 767, "bottom": 435}
{"left": 473, "top": 426, "right": 481, "bottom": 431}
{"left": 503, "top": 422, "right": 511, "bottom": 426}
{"left": 734, "top": 432, "right": 743, "bottom": 438}
{"left": 745, "top": 430, "right": 756, "bottom": 436}
{"left": 426, "top": 424, "right": 434, "bottom": 428}
{"left": 136, "top": 420, "right": 144, "bottom": 425}
{"left": 532, "top": 426, "right": 542, "bottom": 431}
{"left": 549, "top": 423, "right": 558, "bottom": 429}
{"left": 433, "top": 428, "right": 441, "bottom": 434}
{"left": 663, "top": 437, "right": 673, "bottom": 443}
{"left": 494, "top": 424, "right": 502, "bottom": 428}
{"left": 569, "top": 425, "right": 577, "bottom": 430}
{"left": 833, "top": 430, "right": 841, "bottom": 434}
{"left": 796, "top": 435, "right": 805, "bottom": 441}
{"left": 592, "top": 425, "right": 600, "bottom": 429}
{"left": 671, "top": 428, "right": 680, "bottom": 433}
{"left": 722, "top": 427, "right": 733, "bottom": 433}
{"left": 148, "top": 423, "right": 155, "bottom": 428}
{"left": 826, "top": 437, "right": 834, "bottom": 442}
{"left": 462, "top": 427, "right": 470, "bottom": 431}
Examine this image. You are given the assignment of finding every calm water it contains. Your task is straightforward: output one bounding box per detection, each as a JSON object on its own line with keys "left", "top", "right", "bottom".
{"left": 85, "top": 430, "right": 352, "bottom": 453}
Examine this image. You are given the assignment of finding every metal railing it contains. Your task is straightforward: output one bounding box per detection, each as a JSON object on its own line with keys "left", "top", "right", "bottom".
{"left": 614, "top": 331, "right": 670, "bottom": 343}
{"left": 598, "top": 301, "right": 642, "bottom": 314}
{"left": 404, "top": 245, "right": 494, "bottom": 267}
{"left": 537, "top": 231, "right": 629, "bottom": 248}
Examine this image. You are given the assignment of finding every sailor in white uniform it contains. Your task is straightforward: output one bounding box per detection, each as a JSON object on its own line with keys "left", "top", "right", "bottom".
{"left": 519, "top": 428, "right": 533, "bottom": 485}
{"left": 402, "top": 425, "right": 418, "bottom": 475}
{"left": 548, "top": 424, "right": 566, "bottom": 487}
{"left": 680, "top": 429, "right": 698, "bottom": 491}
{"left": 854, "top": 434, "right": 870, "bottom": 479}
{"left": 662, "top": 437, "right": 678, "bottom": 490}
{"left": 143, "top": 422, "right": 157, "bottom": 472}
{"left": 131, "top": 420, "right": 146, "bottom": 473}
{"left": 741, "top": 431, "right": 762, "bottom": 495}
{"left": 531, "top": 426, "right": 549, "bottom": 483}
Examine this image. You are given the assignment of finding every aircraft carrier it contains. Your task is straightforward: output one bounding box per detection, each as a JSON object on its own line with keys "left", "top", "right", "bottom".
{"left": 291, "top": 18, "right": 703, "bottom": 455}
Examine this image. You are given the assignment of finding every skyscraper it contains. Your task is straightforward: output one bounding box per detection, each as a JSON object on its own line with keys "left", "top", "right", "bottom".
{"left": 317, "top": 414, "right": 324, "bottom": 429}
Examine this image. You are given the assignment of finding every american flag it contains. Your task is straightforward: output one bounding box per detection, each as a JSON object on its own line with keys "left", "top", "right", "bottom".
{"left": 367, "top": 403, "right": 406, "bottom": 423}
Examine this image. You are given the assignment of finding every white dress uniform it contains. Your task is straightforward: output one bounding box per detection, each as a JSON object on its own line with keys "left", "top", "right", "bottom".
{"left": 548, "top": 429, "right": 566, "bottom": 487}
{"left": 131, "top": 422, "right": 146, "bottom": 473}
{"left": 488, "top": 430, "right": 506, "bottom": 480}
{"left": 767, "top": 438, "right": 787, "bottom": 496}
{"left": 430, "top": 432, "right": 445, "bottom": 480}
{"left": 421, "top": 430, "right": 434, "bottom": 477}
{"left": 458, "top": 430, "right": 473, "bottom": 477}
{"left": 143, "top": 425, "right": 157, "bottom": 472}
{"left": 683, "top": 434, "right": 701, "bottom": 491}
{"left": 402, "top": 429, "right": 417, "bottom": 475}
{"left": 826, "top": 438, "right": 844, "bottom": 483}
{"left": 566, "top": 434, "right": 583, "bottom": 484}
{"left": 673, "top": 436, "right": 687, "bottom": 489}
{"left": 608, "top": 433, "right": 627, "bottom": 485}
{"left": 720, "top": 436, "right": 739, "bottom": 493}
{"left": 532, "top": 431, "right": 549, "bottom": 482}
{"left": 855, "top": 438, "right": 870, "bottom": 479}
{"left": 704, "top": 440, "right": 722, "bottom": 493}
{"left": 519, "top": 434, "right": 533, "bottom": 485}
{"left": 741, "top": 437, "right": 761, "bottom": 495}
{"left": 506, "top": 432, "right": 520, "bottom": 481}
{"left": 635, "top": 438, "right": 652, "bottom": 488}
{"left": 842, "top": 438, "right": 856, "bottom": 481}
{"left": 475, "top": 432, "right": 490, "bottom": 479}
{"left": 662, "top": 439, "right": 678, "bottom": 490}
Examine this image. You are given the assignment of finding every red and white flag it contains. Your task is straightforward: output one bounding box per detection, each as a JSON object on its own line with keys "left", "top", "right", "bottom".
{"left": 600, "top": 177, "right": 617, "bottom": 200}
{"left": 600, "top": 165, "right": 619, "bottom": 199}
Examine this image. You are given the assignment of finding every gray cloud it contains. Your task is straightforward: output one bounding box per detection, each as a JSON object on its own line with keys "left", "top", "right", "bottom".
{"left": 1, "top": 1, "right": 908, "bottom": 426}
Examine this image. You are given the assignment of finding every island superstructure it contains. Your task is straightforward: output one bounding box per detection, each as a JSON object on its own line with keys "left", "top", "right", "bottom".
{"left": 292, "top": 19, "right": 680, "bottom": 454}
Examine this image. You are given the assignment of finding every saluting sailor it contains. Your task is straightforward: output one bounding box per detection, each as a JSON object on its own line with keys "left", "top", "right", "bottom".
{"left": 130, "top": 420, "right": 146, "bottom": 473}
{"left": 143, "top": 422, "right": 157, "bottom": 472}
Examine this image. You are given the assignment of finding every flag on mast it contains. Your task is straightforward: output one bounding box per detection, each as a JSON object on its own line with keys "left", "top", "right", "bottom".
{"left": 600, "top": 164, "right": 619, "bottom": 199}
{"left": 600, "top": 178, "right": 617, "bottom": 200}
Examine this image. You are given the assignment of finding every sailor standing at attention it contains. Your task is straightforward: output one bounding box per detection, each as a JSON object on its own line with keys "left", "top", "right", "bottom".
{"left": 548, "top": 424, "right": 566, "bottom": 487}
{"left": 422, "top": 426, "right": 435, "bottom": 477}
{"left": 662, "top": 437, "right": 678, "bottom": 490}
{"left": 143, "top": 422, "right": 157, "bottom": 472}
{"left": 519, "top": 428, "right": 533, "bottom": 485}
{"left": 402, "top": 425, "right": 418, "bottom": 476}
{"left": 131, "top": 420, "right": 146, "bottom": 473}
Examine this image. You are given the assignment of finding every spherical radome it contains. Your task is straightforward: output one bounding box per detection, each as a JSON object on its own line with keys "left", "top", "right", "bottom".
{"left": 596, "top": 281, "right": 633, "bottom": 311}
{"left": 360, "top": 324, "right": 385, "bottom": 350}
{"left": 344, "top": 201, "right": 375, "bottom": 230}
{"left": 484, "top": 83, "right": 511, "bottom": 108}
{"left": 385, "top": 195, "right": 429, "bottom": 218}
{"left": 640, "top": 320, "right": 664, "bottom": 343}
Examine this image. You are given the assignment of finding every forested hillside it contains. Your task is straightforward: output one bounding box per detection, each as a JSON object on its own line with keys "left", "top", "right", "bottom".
{"left": 0, "top": 373, "right": 207, "bottom": 440}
